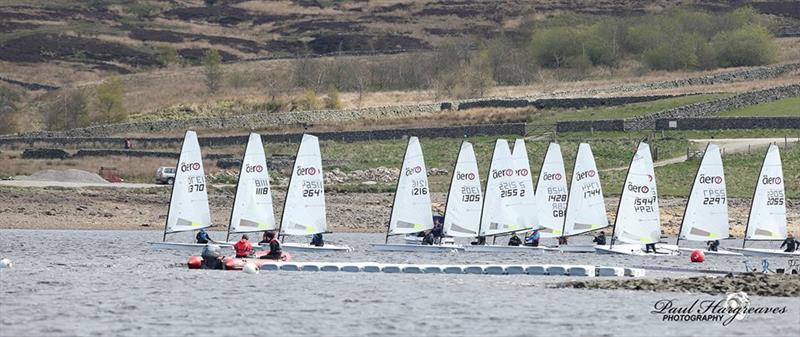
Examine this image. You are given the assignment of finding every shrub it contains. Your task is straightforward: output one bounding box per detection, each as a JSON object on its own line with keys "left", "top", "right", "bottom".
{"left": 44, "top": 90, "right": 89, "bottom": 130}
{"left": 713, "top": 25, "right": 777, "bottom": 67}
{"left": 202, "top": 49, "right": 223, "bottom": 93}
{"left": 530, "top": 26, "right": 581, "bottom": 68}
{"left": 296, "top": 90, "right": 320, "bottom": 111}
{"left": 0, "top": 85, "right": 21, "bottom": 134}
{"left": 323, "top": 87, "right": 342, "bottom": 109}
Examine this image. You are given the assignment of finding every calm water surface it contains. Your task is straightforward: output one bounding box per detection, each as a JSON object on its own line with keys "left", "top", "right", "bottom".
{"left": 1, "top": 230, "right": 798, "bottom": 337}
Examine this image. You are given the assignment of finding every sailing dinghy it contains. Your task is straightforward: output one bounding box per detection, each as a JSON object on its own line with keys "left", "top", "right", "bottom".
{"left": 371, "top": 137, "right": 461, "bottom": 252}
{"left": 277, "top": 134, "right": 352, "bottom": 252}
{"left": 149, "top": 130, "right": 230, "bottom": 252}
{"left": 676, "top": 144, "right": 741, "bottom": 256}
{"left": 729, "top": 144, "right": 797, "bottom": 257}
{"left": 226, "top": 133, "right": 277, "bottom": 240}
{"left": 595, "top": 142, "right": 678, "bottom": 255}
{"left": 559, "top": 143, "right": 610, "bottom": 253}
{"left": 442, "top": 141, "right": 483, "bottom": 240}
{"left": 464, "top": 139, "right": 555, "bottom": 252}
{"left": 534, "top": 143, "right": 569, "bottom": 239}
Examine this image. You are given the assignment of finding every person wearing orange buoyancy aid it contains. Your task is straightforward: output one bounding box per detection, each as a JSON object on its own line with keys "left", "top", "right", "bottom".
{"left": 233, "top": 234, "right": 253, "bottom": 258}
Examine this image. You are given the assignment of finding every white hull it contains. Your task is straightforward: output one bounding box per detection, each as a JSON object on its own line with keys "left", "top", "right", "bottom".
{"left": 558, "top": 245, "right": 597, "bottom": 253}
{"left": 403, "top": 235, "right": 455, "bottom": 245}
{"left": 370, "top": 243, "right": 463, "bottom": 252}
{"left": 677, "top": 247, "right": 742, "bottom": 256}
{"left": 728, "top": 247, "right": 800, "bottom": 257}
{"left": 276, "top": 242, "right": 353, "bottom": 252}
{"left": 595, "top": 243, "right": 679, "bottom": 256}
{"left": 462, "top": 245, "right": 558, "bottom": 253}
{"left": 148, "top": 241, "right": 232, "bottom": 252}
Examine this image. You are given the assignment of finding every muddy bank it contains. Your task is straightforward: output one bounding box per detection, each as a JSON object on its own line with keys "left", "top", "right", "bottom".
{"left": 0, "top": 186, "right": 797, "bottom": 235}
{"left": 556, "top": 273, "right": 800, "bottom": 297}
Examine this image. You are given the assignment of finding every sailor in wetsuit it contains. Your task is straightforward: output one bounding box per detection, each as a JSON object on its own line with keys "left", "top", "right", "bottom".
{"left": 260, "top": 231, "right": 283, "bottom": 260}
{"left": 707, "top": 240, "right": 720, "bottom": 252}
{"left": 196, "top": 229, "right": 215, "bottom": 244}
{"left": 310, "top": 233, "right": 324, "bottom": 247}
{"left": 780, "top": 233, "right": 797, "bottom": 253}
{"left": 508, "top": 233, "right": 522, "bottom": 246}
{"left": 200, "top": 244, "right": 224, "bottom": 269}
{"left": 592, "top": 231, "right": 607, "bottom": 245}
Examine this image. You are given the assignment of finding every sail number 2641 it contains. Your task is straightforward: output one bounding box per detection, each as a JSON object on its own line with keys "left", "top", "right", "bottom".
{"left": 302, "top": 180, "right": 323, "bottom": 198}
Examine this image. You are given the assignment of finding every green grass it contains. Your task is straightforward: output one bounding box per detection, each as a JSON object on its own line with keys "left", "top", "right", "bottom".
{"left": 654, "top": 143, "right": 800, "bottom": 198}
{"left": 527, "top": 94, "right": 730, "bottom": 125}
{"left": 716, "top": 96, "right": 800, "bottom": 117}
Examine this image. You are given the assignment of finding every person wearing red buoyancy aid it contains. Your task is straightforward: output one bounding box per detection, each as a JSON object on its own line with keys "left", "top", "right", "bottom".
{"left": 233, "top": 234, "right": 253, "bottom": 258}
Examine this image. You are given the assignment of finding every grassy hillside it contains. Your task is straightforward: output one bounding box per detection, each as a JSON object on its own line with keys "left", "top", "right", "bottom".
{"left": 716, "top": 96, "right": 800, "bottom": 117}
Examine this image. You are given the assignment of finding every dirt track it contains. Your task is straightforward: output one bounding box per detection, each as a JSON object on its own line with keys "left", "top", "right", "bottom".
{"left": 1, "top": 186, "right": 797, "bottom": 236}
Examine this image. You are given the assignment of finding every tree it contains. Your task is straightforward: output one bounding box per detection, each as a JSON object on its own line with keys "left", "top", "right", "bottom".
{"left": 96, "top": 76, "right": 126, "bottom": 123}
{"left": 202, "top": 49, "right": 223, "bottom": 93}
{"left": 44, "top": 90, "right": 89, "bottom": 130}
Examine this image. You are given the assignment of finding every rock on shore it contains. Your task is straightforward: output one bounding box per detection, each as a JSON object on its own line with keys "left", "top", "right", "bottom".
{"left": 556, "top": 273, "right": 800, "bottom": 297}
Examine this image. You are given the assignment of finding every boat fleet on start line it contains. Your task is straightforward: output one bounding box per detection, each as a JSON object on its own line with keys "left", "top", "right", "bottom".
{"left": 148, "top": 130, "right": 798, "bottom": 259}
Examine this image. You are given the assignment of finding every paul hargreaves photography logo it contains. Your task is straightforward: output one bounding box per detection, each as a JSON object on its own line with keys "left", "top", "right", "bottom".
{"left": 651, "top": 292, "right": 786, "bottom": 326}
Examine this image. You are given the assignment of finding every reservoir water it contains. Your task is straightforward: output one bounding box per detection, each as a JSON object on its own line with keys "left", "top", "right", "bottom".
{"left": 1, "top": 230, "right": 797, "bottom": 336}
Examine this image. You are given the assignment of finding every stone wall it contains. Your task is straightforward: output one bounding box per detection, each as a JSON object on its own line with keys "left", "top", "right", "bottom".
{"left": 0, "top": 123, "right": 527, "bottom": 149}
{"left": 655, "top": 117, "right": 800, "bottom": 130}
{"left": 624, "top": 84, "right": 800, "bottom": 131}
{"left": 556, "top": 120, "right": 625, "bottom": 132}
{"left": 455, "top": 94, "right": 685, "bottom": 110}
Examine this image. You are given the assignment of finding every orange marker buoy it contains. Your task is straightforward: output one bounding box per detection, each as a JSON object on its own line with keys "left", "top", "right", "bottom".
{"left": 187, "top": 256, "right": 203, "bottom": 269}
{"left": 690, "top": 250, "right": 705, "bottom": 263}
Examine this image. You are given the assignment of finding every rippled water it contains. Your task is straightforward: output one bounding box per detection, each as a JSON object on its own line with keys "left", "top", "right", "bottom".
{"left": 1, "top": 230, "right": 797, "bottom": 337}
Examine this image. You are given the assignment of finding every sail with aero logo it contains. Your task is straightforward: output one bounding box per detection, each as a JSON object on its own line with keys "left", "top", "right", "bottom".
{"left": 480, "top": 139, "right": 524, "bottom": 236}
{"left": 388, "top": 136, "right": 433, "bottom": 235}
{"left": 534, "top": 143, "right": 568, "bottom": 238}
{"left": 678, "top": 144, "right": 729, "bottom": 242}
{"left": 443, "top": 141, "right": 482, "bottom": 238}
{"left": 612, "top": 142, "right": 660, "bottom": 245}
{"left": 165, "top": 130, "right": 212, "bottom": 234}
{"left": 510, "top": 139, "right": 538, "bottom": 232}
{"left": 228, "top": 133, "right": 276, "bottom": 234}
{"left": 563, "top": 143, "right": 608, "bottom": 236}
{"left": 744, "top": 144, "right": 786, "bottom": 241}
{"left": 280, "top": 134, "right": 327, "bottom": 236}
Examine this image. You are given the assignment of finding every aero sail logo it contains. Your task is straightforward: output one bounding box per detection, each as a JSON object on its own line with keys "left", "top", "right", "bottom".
{"left": 698, "top": 174, "right": 723, "bottom": 184}
{"left": 575, "top": 169, "right": 596, "bottom": 181}
{"left": 245, "top": 164, "right": 264, "bottom": 173}
{"left": 180, "top": 162, "right": 201, "bottom": 172}
{"left": 455, "top": 171, "right": 476, "bottom": 180}
{"left": 762, "top": 175, "right": 782, "bottom": 185}
{"left": 296, "top": 166, "right": 318, "bottom": 176}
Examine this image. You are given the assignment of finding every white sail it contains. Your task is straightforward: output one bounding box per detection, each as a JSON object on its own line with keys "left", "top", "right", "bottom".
{"left": 229, "top": 133, "right": 276, "bottom": 234}
{"left": 613, "top": 142, "right": 660, "bottom": 245}
{"left": 388, "top": 137, "right": 433, "bottom": 235}
{"left": 679, "top": 144, "right": 729, "bottom": 241}
{"left": 443, "top": 141, "right": 482, "bottom": 237}
{"left": 165, "top": 130, "right": 212, "bottom": 234}
{"left": 511, "top": 139, "right": 539, "bottom": 231}
{"left": 280, "top": 134, "right": 327, "bottom": 236}
{"left": 563, "top": 143, "right": 609, "bottom": 236}
{"left": 480, "top": 139, "right": 531, "bottom": 236}
{"left": 534, "top": 143, "right": 568, "bottom": 237}
{"left": 745, "top": 144, "right": 787, "bottom": 241}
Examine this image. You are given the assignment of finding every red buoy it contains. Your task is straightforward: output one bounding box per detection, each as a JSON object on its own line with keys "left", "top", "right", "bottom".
{"left": 690, "top": 250, "right": 705, "bottom": 263}
{"left": 187, "top": 256, "right": 203, "bottom": 269}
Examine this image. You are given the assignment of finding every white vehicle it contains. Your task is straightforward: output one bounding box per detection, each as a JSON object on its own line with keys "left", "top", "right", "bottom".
{"left": 155, "top": 166, "right": 176, "bottom": 185}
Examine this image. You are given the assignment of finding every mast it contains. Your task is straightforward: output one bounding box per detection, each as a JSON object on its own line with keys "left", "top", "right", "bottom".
{"left": 742, "top": 145, "right": 771, "bottom": 249}
{"left": 476, "top": 140, "right": 500, "bottom": 241}
{"left": 533, "top": 143, "right": 550, "bottom": 237}
{"left": 610, "top": 141, "right": 641, "bottom": 249}
{"left": 676, "top": 143, "right": 710, "bottom": 248}
{"left": 385, "top": 136, "right": 413, "bottom": 244}
{"left": 163, "top": 130, "right": 190, "bottom": 242}
{"left": 226, "top": 133, "right": 252, "bottom": 242}
{"left": 441, "top": 140, "right": 466, "bottom": 237}
{"left": 560, "top": 143, "right": 578, "bottom": 240}
{"left": 278, "top": 134, "right": 306, "bottom": 242}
